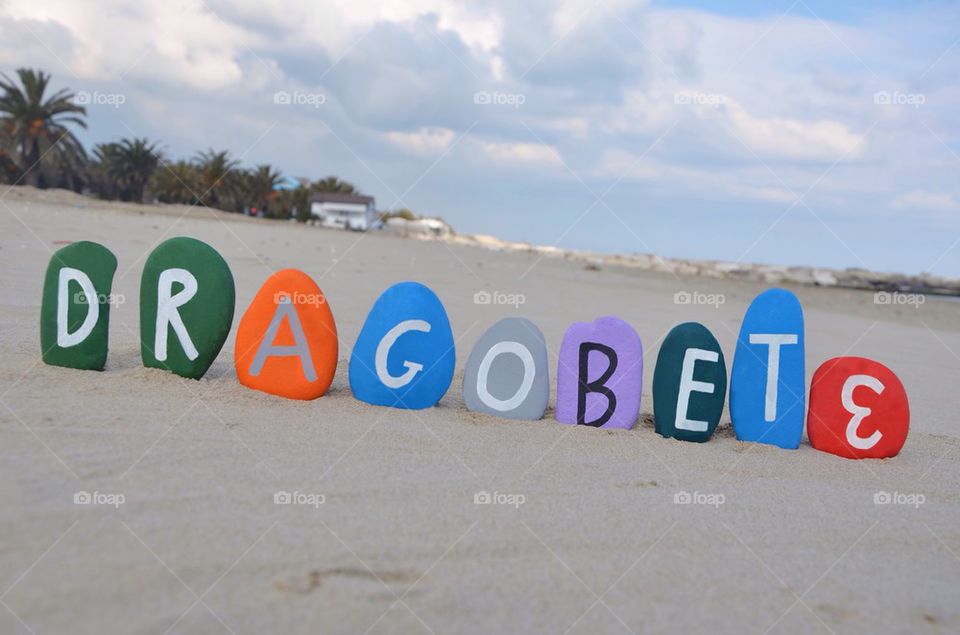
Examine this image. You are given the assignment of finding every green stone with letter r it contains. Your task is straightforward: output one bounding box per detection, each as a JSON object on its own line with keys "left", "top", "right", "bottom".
{"left": 140, "top": 237, "right": 235, "bottom": 379}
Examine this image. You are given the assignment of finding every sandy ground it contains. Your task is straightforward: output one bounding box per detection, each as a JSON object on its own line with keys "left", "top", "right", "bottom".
{"left": 0, "top": 187, "right": 958, "bottom": 634}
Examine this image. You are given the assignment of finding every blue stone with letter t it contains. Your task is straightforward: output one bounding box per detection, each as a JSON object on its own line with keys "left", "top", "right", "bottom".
{"left": 349, "top": 281, "right": 456, "bottom": 409}
{"left": 730, "top": 288, "right": 805, "bottom": 449}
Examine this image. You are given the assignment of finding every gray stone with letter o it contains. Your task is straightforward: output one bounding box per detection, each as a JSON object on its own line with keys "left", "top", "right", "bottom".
{"left": 462, "top": 318, "right": 549, "bottom": 420}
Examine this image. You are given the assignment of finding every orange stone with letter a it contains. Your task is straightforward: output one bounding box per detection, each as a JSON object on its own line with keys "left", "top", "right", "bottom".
{"left": 807, "top": 356, "right": 909, "bottom": 459}
{"left": 235, "top": 269, "right": 338, "bottom": 400}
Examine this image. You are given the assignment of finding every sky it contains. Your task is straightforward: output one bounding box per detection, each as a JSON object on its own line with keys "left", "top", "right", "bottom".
{"left": 1, "top": 0, "right": 958, "bottom": 276}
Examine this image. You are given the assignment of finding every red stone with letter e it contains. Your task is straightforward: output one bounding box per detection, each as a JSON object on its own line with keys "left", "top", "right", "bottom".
{"left": 807, "top": 356, "right": 909, "bottom": 459}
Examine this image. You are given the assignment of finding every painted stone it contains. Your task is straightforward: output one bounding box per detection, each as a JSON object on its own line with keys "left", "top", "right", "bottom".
{"left": 462, "top": 317, "right": 549, "bottom": 420}
{"left": 556, "top": 316, "right": 642, "bottom": 429}
{"left": 235, "top": 269, "right": 338, "bottom": 400}
{"left": 140, "top": 237, "right": 235, "bottom": 379}
{"left": 40, "top": 241, "right": 118, "bottom": 370}
{"left": 730, "top": 289, "right": 805, "bottom": 449}
{"left": 653, "top": 322, "right": 727, "bottom": 443}
{"left": 349, "top": 281, "right": 455, "bottom": 409}
{"left": 807, "top": 357, "right": 909, "bottom": 459}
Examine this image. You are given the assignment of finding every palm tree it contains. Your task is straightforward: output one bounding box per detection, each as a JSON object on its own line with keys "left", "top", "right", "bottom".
{"left": 311, "top": 175, "right": 359, "bottom": 194}
{"left": 243, "top": 164, "right": 283, "bottom": 214}
{"left": 92, "top": 140, "right": 161, "bottom": 202}
{"left": 0, "top": 130, "right": 18, "bottom": 184}
{"left": 89, "top": 142, "right": 121, "bottom": 199}
{"left": 0, "top": 155, "right": 17, "bottom": 184}
{"left": 194, "top": 148, "right": 240, "bottom": 209}
{"left": 0, "top": 68, "right": 87, "bottom": 188}
{"left": 152, "top": 160, "right": 199, "bottom": 205}
{"left": 290, "top": 185, "right": 311, "bottom": 222}
{"left": 114, "top": 138, "right": 163, "bottom": 203}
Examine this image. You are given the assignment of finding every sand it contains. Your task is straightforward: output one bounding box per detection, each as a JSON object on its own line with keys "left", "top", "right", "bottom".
{"left": 0, "top": 186, "right": 958, "bottom": 634}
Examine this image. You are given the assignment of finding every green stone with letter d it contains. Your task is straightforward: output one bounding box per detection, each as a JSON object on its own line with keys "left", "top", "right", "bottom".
{"left": 40, "top": 241, "right": 118, "bottom": 370}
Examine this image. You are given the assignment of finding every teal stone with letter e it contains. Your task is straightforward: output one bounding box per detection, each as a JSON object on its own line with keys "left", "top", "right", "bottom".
{"left": 653, "top": 322, "right": 727, "bottom": 443}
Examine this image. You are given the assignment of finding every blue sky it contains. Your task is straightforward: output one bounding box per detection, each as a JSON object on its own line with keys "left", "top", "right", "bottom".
{"left": 653, "top": 0, "right": 918, "bottom": 20}
{"left": 1, "top": 0, "right": 959, "bottom": 276}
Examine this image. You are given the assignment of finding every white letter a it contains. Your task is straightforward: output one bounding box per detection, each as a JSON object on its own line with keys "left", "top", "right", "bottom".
{"left": 249, "top": 296, "right": 317, "bottom": 381}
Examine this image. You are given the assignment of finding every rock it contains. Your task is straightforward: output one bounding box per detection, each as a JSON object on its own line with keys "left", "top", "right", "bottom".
{"left": 349, "top": 282, "right": 455, "bottom": 409}
{"left": 812, "top": 270, "right": 838, "bottom": 286}
{"left": 555, "top": 316, "right": 642, "bottom": 429}
{"left": 730, "top": 288, "right": 805, "bottom": 449}
{"left": 462, "top": 318, "right": 549, "bottom": 420}
{"left": 653, "top": 322, "right": 727, "bottom": 443}
{"left": 40, "top": 241, "right": 118, "bottom": 370}
{"left": 235, "top": 269, "right": 338, "bottom": 399}
{"left": 382, "top": 216, "right": 453, "bottom": 239}
{"left": 140, "top": 237, "right": 235, "bottom": 379}
{"left": 807, "top": 357, "right": 909, "bottom": 459}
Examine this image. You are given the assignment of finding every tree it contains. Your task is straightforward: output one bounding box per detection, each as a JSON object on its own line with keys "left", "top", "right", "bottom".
{"left": 91, "top": 137, "right": 162, "bottom": 202}
{"left": 0, "top": 68, "right": 87, "bottom": 188}
{"left": 151, "top": 160, "right": 200, "bottom": 205}
{"left": 0, "top": 130, "right": 18, "bottom": 184}
{"left": 194, "top": 148, "right": 240, "bottom": 209}
{"left": 311, "top": 175, "right": 359, "bottom": 194}
{"left": 242, "top": 164, "right": 283, "bottom": 214}
{"left": 292, "top": 186, "right": 311, "bottom": 222}
{"left": 113, "top": 137, "right": 162, "bottom": 203}
{"left": 89, "top": 142, "right": 121, "bottom": 199}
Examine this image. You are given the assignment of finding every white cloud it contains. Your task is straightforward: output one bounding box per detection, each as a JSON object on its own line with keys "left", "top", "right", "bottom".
{"left": 479, "top": 140, "right": 562, "bottom": 167}
{"left": 721, "top": 99, "right": 865, "bottom": 161}
{"left": 542, "top": 116, "right": 591, "bottom": 139}
{"left": 4, "top": 0, "right": 256, "bottom": 88}
{"left": 891, "top": 190, "right": 959, "bottom": 212}
{"left": 594, "top": 149, "right": 800, "bottom": 205}
{"left": 385, "top": 127, "right": 456, "bottom": 155}
{"left": 0, "top": 0, "right": 503, "bottom": 88}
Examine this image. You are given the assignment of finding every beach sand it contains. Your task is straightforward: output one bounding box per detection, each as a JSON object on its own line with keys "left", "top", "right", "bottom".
{"left": 1, "top": 187, "right": 958, "bottom": 634}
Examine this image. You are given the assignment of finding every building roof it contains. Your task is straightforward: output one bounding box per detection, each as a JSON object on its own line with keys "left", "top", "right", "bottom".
{"left": 309, "top": 191, "right": 374, "bottom": 205}
{"left": 273, "top": 175, "right": 302, "bottom": 191}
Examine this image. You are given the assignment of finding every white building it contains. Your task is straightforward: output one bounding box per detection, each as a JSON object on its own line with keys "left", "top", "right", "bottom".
{"left": 308, "top": 192, "right": 377, "bottom": 231}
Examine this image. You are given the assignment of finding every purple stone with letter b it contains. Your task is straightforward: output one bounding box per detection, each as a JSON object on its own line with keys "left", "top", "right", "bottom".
{"left": 556, "top": 316, "right": 643, "bottom": 429}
